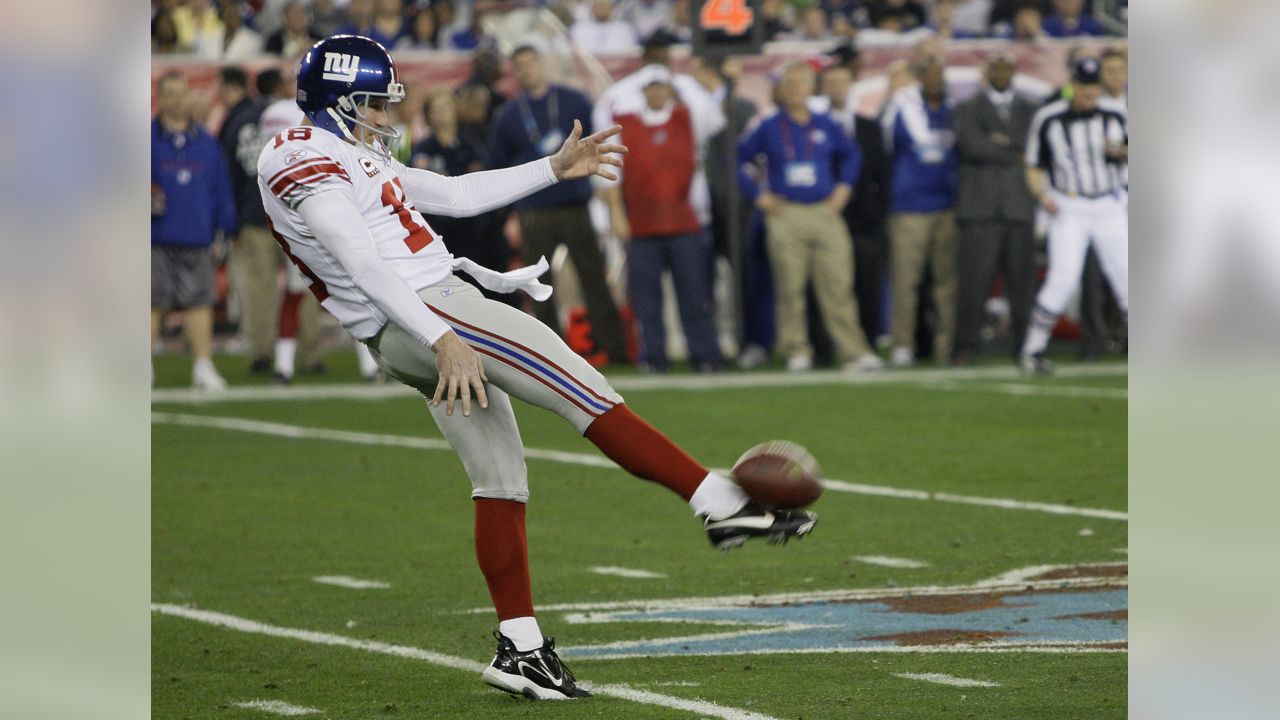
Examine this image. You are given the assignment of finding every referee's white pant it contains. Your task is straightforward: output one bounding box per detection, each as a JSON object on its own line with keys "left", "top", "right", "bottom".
{"left": 1022, "top": 193, "right": 1128, "bottom": 358}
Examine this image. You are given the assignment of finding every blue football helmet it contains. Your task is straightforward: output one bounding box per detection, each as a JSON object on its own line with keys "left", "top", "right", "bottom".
{"left": 296, "top": 35, "right": 406, "bottom": 154}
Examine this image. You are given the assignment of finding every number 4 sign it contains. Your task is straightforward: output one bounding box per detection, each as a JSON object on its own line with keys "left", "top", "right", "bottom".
{"left": 693, "top": 0, "right": 764, "bottom": 55}
{"left": 700, "top": 0, "right": 753, "bottom": 35}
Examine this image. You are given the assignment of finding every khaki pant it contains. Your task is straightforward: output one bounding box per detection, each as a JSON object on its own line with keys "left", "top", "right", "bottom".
{"left": 764, "top": 202, "right": 871, "bottom": 362}
{"left": 232, "top": 225, "right": 283, "bottom": 360}
{"left": 889, "top": 211, "right": 958, "bottom": 361}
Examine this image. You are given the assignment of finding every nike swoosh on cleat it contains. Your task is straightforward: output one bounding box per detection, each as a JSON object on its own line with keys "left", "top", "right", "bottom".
{"left": 705, "top": 513, "right": 776, "bottom": 530}
{"left": 517, "top": 659, "right": 564, "bottom": 688}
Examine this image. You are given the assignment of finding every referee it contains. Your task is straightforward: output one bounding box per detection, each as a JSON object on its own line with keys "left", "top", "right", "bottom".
{"left": 1019, "top": 57, "right": 1128, "bottom": 374}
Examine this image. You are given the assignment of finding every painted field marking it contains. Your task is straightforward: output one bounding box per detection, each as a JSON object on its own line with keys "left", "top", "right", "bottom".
{"left": 234, "top": 699, "right": 323, "bottom": 716}
{"left": 150, "top": 362, "right": 1127, "bottom": 404}
{"left": 892, "top": 673, "right": 999, "bottom": 688}
{"left": 590, "top": 566, "right": 667, "bottom": 579}
{"left": 473, "top": 563, "right": 1128, "bottom": 615}
{"left": 569, "top": 642, "right": 1124, "bottom": 659}
{"left": 152, "top": 603, "right": 784, "bottom": 720}
{"left": 152, "top": 413, "right": 1127, "bottom": 523}
{"left": 312, "top": 575, "right": 390, "bottom": 590}
{"left": 853, "top": 555, "right": 930, "bottom": 569}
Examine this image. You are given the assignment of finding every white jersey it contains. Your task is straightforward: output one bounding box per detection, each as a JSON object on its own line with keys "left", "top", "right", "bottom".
{"left": 257, "top": 125, "right": 454, "bottom": 341}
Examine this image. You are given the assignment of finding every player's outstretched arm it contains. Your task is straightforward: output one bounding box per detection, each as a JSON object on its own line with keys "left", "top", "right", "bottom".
{"left": 398, "top": 121, "right": 627, "bottom": 218}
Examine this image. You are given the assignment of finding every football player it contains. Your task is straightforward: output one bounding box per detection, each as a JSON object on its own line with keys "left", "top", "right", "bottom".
{"left": 256, "top": 35, "right": 818, "bottom": 700}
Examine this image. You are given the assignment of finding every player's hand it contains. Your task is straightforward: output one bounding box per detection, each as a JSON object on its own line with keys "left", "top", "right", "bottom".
{"left": 430, "top": 331, "right": 489, "bottom": 417}
{"left": 756, "top": 192, "right": 784, "bottom": 216}
{"left": 551, "top": 120, "right": 628, "bottom": 182}
{"left": 1039, "top": 193, "right": 1060, "bottom": 215}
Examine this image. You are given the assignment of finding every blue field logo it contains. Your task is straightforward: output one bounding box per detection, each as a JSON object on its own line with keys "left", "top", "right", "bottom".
{"left": 558, "top": 564, "right": 1127, "bottom": 659}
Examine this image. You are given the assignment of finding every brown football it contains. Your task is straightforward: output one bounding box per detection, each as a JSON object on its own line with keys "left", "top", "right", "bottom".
{"left": 730, "top": 441, "right": 823, "bottom": 510}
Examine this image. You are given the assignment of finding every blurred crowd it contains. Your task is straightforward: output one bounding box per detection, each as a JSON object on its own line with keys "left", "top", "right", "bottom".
{"left": 152, "top": 0, "right": 1126, "bottom": 59}
{"left": 151, "top": 0, "right": 1127, "bottom": 388}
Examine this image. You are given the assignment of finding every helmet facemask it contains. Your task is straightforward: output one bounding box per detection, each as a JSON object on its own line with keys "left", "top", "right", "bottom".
{"left": 327, "top": 79, "right": 406, "bottom": 159}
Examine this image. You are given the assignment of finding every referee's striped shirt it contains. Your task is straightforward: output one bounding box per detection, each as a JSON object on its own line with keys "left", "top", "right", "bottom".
{"left": 1026, "top": 98, "right": 1128, "bottom": 198}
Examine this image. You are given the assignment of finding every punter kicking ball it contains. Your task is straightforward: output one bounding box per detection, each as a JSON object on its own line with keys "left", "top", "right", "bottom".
{"left": 730, "top": 441, "right": 824, "bottom": 510}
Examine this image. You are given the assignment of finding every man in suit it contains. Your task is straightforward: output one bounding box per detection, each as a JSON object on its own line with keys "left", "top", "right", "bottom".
{"left": 952, "top": 52, "right": 1038, "bottom": 362}
{"left": 692, "top": 54, "right": 761, "bottom": 363}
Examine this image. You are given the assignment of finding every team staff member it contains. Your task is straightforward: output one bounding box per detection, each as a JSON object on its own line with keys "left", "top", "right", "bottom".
{"left": 152, "top": 71, "right": 237, "bottom": 390}
{"left": 260, "top": 35, "right": 816, "bottom": 701}
{"left": 489, "top": 45, "right": 629, "bottom": 363}
{"left": 605, "top": 67, "right": 724, "bottom": 373}
{"left": 881, "top": 56, "right": 959, "bottom": 367}
{"left": 738, "top": 63, "right": 882, "bottom": 373}
{"left": 1019, "top": 57, "right": 1128, "bottom": 374}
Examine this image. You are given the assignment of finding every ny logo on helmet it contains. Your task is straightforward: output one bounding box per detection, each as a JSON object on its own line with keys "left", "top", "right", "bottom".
{"left": 322, "top": 53, "right": 360, "bottom": 83}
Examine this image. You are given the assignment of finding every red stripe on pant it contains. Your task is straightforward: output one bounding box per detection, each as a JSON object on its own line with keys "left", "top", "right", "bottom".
{"left": 427, "top": 303, "right": 615, "bottom": 408}
{"left": 468, "top": 345, "right": 600, "bottom": 419}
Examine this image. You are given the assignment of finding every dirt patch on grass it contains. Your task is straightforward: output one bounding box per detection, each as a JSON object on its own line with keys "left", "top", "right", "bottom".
{"left": 863, "top": 629, "right": 1023, "bottom": 646}
{"left": 1052, "top": 609, "right": 1127, "bottom": 622}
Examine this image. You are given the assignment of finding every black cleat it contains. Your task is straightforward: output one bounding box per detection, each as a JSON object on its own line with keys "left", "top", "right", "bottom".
{"left": 703, "top": 502, "right": 818, "bottom": 550}
{"left": 481, "top": 633, "right": 592, "bottom": 700}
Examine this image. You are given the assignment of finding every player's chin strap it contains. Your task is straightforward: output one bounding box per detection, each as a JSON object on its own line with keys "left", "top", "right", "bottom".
{"left": 328, "top": 83, "right": 406, "bottom": 160}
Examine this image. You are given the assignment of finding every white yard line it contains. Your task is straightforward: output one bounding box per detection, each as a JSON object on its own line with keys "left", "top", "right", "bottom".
{"left": 152, "top": 603, "right": 782, "bottom": 720}
{"left": 590, "top": 566, "right": 667, "bottom": 579}
{"left": 234, "top": 699, "right": 323, "bottom": 716}
{"left": 567, "top": 641, "right": 1125, "bottom": 659}
{"left": 152, "top": 412, "right": 1127, "bottom": 522}
{"left": 892, "top": 673, "right": 1000, "bottom": 688}
{"left": 150, "top": 362, "right": 1127, "bottom": 404}
{"left": 312, "top": 575, "right": 390, "bottom": 590}
{"left": 853, "top": 556, "right": 930, "bottom": 569}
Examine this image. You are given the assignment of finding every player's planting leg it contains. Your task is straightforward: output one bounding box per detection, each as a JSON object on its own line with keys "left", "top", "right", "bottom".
{"left": 367, "top": 324, "right": 592, "bottom": 699}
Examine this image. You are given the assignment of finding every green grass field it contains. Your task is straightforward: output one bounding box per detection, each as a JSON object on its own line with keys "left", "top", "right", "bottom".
{"left": 152, "top": 352, "right": 1127, "bottom": 719}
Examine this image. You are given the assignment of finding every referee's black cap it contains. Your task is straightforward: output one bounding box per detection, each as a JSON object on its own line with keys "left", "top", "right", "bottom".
{"left": 1072, "top": 57, "right": 1103, "bottom": 85}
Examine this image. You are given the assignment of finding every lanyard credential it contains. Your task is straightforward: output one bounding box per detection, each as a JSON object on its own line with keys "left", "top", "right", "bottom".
{"left": 779, "top": 116, "right": 813, "bottom": 163}
{"left": 518, "top": 88, "right": 559, "bottom": 146}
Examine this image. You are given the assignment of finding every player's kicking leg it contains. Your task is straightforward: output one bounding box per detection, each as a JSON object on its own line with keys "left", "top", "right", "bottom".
{"left": 414, "top": 276, "right": 818, "bottom": 547}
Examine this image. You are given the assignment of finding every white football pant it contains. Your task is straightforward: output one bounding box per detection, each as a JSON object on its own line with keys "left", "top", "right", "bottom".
{"left": 1022, "top": 193, "right": 1128, "bottom": 357}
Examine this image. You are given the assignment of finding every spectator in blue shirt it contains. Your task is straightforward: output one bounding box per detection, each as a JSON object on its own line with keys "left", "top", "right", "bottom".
{"left": 489, "top": 45, "right": 629, "bottom": 363}
{"left": 881, "top": 56, "right": 959, "bottom": 366}
{"left": 151, "top": 71, "right": 237, "bottom": 390}
{"left": 1043, "top": 0, "right": 1108, "bottom": 37}
{"left": 738, "top": 62, "right": 883, "bottom": 373}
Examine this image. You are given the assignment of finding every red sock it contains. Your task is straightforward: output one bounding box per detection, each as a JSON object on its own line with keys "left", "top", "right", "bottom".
{"left": 473, "top": 498, "right": 534, "bottom": 620}
{"left": 584, "top": 404, "right": 706, "bottom": 501}
{"left": 278, "top": 290, "right": 302, "bottom": 338}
